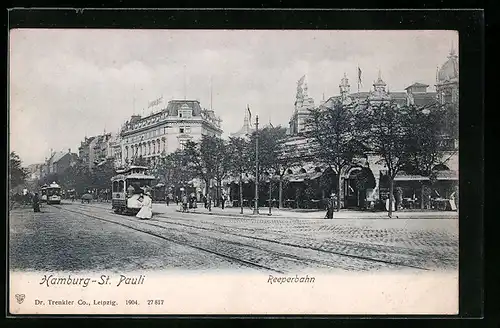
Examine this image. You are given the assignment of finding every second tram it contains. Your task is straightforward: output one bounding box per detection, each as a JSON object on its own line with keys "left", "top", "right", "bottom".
{"left": 46, "top": 182, "right": 62, "bottom": 204}
{"left": 40, "top": 184, "right": 48, "bottom": 203}
{"left": 111, "top": 166, "right": 155, "bottom": 215}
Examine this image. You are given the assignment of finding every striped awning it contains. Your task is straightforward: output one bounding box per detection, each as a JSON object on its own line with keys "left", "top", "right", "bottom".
{"left": 286, "top": 171, "right": 323, "bottom": 182}
{"left": 394, "top": 170, "right": 458, "bottom": 181}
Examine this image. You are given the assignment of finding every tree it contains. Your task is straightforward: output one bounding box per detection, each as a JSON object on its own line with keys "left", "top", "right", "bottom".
{"left": 359, "top": 100, "right": 414, "bottom": 218}
{"left": 91, "top": 158, "right": 116, "bottom": 192}
{"left": 305, "top": 100, "right": 366, "bottom": 212}
{"left": 250, "top": 126, "right": 300, "bottom": 209}
{"left": 404, "top": 103, "right": 449, "bottom": 209}
{"left": 59, "top": 160, "right": 92, "bottom": 195}
{"left": 183, "top": 139, "right": 213, "bottom": 205}
{"left": 228, "top": 137, "right": 250, "bottom": 214}
{"left": 9, "top": 152, "right": 28, "bottom": 190}
{"left": 156, "top": 150, "right": 191, "bottom": 191}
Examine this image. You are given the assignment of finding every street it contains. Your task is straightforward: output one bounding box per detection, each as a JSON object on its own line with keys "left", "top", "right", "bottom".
{"left": 9, "top": 201, "right": 458, "bottom": 274}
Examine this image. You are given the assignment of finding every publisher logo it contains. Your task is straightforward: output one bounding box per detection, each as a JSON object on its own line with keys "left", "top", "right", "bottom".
{"left": 15, "top": 294, "right": 25, "bottom": 304}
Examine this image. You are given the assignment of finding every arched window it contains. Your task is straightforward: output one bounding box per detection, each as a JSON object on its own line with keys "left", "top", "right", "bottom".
{"left": 300, "top": 168, "right": 307, "bottom": 174}
{"left": 314, "top": 167, "right": 322, "bottom": 172}
{"left": 287, "top": 169, "right": 293, "bottom": 175}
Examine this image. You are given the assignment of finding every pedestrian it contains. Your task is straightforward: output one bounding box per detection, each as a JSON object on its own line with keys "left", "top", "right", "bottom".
{"left": 182, "top": 194, "right": 188, "bottom": 212}
{"left": 220, "top": 194, "right": 225, "bottom": 210}
{"left": 32, "top": 192, "right": 40, "bottom": 212}
{"left": 203, "top": 195, "right": 208, "bottom": 208}
{"left": 325, "top": 193, "right": 335, "bottom": 219}
{"left": 136, "top": 192, "right": 153, "bottom": 220}
{"left": 165, "top": 194, "right": 170, "bottom": 206}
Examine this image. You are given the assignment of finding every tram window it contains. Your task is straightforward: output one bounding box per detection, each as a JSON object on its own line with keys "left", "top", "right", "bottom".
{"left": 112, "top": 181, "right": 119, "bottom": 192}
{"left": 118, "top": 181, "right": 124, "bottom": 192}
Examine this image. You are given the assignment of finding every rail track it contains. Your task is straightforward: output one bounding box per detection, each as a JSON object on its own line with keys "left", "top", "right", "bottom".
{"left": 52, "top": 203, "right": 431, "bottom": 272}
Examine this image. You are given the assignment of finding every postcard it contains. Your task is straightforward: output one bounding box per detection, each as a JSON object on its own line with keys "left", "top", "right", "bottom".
{"left": 9, "top": 28, "right": 459, "bottom": 315}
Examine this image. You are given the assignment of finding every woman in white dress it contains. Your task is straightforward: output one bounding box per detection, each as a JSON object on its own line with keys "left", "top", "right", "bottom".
{"left": 136, "top": 192, "right": 153, "bottom": 220}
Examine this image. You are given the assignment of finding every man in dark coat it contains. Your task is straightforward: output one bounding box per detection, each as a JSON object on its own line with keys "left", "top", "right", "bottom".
{"left": 325, "top": 193, "right": 336, "bottom": 219}
{"left": 32, "top": 193, "right": 40, "bottom": 212}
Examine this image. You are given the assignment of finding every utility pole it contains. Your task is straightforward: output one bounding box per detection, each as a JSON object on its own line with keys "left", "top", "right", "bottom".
{"left": 253, "top": 115, "right": 259, "bottom": 215}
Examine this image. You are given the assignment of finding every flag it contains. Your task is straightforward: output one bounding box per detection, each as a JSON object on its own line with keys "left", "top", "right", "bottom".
{"left": 358, "top": 67, "right": 362, "bottom": 85}
{"left": 247, "top": 104, "right": 252, "bottom": 122}
{"left": 148, "top": 96, "right": 163, "bottom": 108}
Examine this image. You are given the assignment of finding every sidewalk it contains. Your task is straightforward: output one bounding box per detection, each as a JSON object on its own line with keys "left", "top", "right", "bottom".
{"left": 151, "top": 202, "right": 458, "bottom": 219}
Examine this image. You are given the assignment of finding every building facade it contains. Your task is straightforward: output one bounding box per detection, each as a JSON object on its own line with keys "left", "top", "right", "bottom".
{"left": 120, "top": 99, "right": 223, "bottom": 167}
{"left": 276, "top": 50, "right": 459, "bottom": 211}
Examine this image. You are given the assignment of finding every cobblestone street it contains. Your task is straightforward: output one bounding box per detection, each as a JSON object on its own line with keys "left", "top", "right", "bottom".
{"left": 10, "top": 201, "right": 458, "bottom": 274}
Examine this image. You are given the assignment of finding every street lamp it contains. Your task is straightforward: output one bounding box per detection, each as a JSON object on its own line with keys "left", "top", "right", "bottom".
{"left": 267, "top": 171, "right": 273, "bottom": 216}
{"left": 253, "top": 115, "right": 259, "bottom": 215}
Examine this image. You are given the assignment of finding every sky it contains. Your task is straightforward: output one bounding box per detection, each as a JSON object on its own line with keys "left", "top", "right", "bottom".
{"left": 9, "top": 29, "right": 458, "bottom": 166}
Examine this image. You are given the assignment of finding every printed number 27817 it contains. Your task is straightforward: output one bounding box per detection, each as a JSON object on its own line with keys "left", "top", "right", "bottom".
{"left": 147, "top": 300, "right": 164, "bottom": 305}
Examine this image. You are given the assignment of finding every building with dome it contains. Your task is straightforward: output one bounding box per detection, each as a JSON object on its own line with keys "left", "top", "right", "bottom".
{"left": 270, "top": 49, "right": 459, "bottom": 212}
{"left": 119, "top": 99, "right": 223, "bottom": 167}
{"left": 436, "top": 45, "right": 459, "bottom": 106}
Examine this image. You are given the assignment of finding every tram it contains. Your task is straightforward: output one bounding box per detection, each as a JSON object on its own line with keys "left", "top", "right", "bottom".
{"left": 40, "top": 184, "right": 48, "bottom": 203}
{"left": 46, "top": 182, "right": 62, "bottom": 204}
{"left": 111, "top": 166, "right": 156, "bottom": 215}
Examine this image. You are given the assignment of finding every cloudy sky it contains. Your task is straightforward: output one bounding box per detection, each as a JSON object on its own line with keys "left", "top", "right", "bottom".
{"left": 10, "top": 29, "right": 457, "bottom": 165}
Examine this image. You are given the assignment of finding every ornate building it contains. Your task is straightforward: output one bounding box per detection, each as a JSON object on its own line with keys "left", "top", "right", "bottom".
{"left": 277, "top": 49, "right": 459, "bottom": 211}
{"left": 288, "top": 75, "right": 315, "bottom": 135}
{"left": 119, "top": 99, "right": 223, "bottom": 167}
{"left": 436, "top": 45, "right": 459, "bottom": 106}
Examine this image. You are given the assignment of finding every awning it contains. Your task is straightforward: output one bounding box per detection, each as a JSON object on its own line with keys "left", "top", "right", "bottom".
{"left": 286, "top": 171, "right": 322, "bottom": 183}
{"left": 394, "top": 170, "right": 458, "bottom": 181}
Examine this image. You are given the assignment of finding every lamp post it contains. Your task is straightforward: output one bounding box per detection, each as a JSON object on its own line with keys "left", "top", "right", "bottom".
{"left": 268, "top": 172, "right": 273, "bottom": 216}
{"left": 253, "top": 115, "right": 259, "bottom": 215}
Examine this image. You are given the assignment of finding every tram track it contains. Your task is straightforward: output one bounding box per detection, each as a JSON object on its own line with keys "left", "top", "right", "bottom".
{"left": 54, "top": 203, "right": 430, "bottom": 271}
{"left": 51, "top": 204, "right": 285, "bottom": 274}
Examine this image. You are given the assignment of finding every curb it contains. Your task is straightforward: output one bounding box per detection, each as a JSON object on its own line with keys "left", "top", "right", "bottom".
{"left": 172, "top": 210, "right": 458, "bottom": 220}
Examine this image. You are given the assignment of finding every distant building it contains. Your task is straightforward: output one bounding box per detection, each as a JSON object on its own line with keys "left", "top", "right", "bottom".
{"left": 119, "top": 99, "right": 223, "bottom": 167}
{"left": 45, "top": 149, "right": 78, "bottom": 175}
{"left": 230, "top": 108, "right": 254, "bottom": 139}
{"left": 288, "top": 75, "right": 315, "bottom": 135}
{"left": 78, "top": 136, "right": 96, "bottom": 167}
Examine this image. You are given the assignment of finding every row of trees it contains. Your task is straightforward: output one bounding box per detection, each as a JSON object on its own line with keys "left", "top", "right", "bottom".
{"left": 9, "top": 152, "right": 29, "bottom": 191}
{"left": 305, "top": 99, "right": 457, "bottom": 217}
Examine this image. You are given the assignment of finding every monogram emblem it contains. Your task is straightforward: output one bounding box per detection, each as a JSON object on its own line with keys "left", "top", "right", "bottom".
{"left": 15, "top": 294, "right": 25, "bottom": 304}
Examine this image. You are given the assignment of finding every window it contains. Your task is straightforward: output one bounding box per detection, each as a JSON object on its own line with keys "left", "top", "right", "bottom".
{"left": 184, "top": 126, "right": 191, "bottom": 134}
{"left": 112, "top": 181, "right": 119, "bottom": 192}
{"left": 118, "top": 181, "right": 124, "bottom": 192}
{"left": 179, "top": 127, "right": 185, "bottom": 133}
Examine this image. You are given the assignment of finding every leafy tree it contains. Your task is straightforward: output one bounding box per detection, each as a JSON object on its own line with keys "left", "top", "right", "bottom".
{"left": 91, "top": 158, "right": 116, "bottom": 192}
{"left": 404, "top": 103, "right": 449, "bottom": 209}
{"left": 156, "top": 150, "right": 191, "bottom": 191}
{"left": 183, "top": 139, "right": 213, "bottom": 203}
{"left": 228, "top": 137, "right": 250, "bottom": 213}
{"left": 358, "top": 100, "right": 416, "bottom": 217}
{"left": 59, "top": 159, "right": 92, "bottom": 195}
{"left": 305, "top": 100, "right": 366, "bottom": 212}
{"left": 9, "top": 152, "right": 28, "bottom": 190}
{"left": 249, "top": 126, "right": 301, "bottom": 209}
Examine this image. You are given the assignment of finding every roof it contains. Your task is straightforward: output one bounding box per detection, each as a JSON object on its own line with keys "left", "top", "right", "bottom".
{"left": 412, "top": 92, "right": 438, "bottom": 106}
{"left": 111, "top": 174, "right": 156, "bottom": 181}
{"left": 163, "top": 100, "right": 203, "bottom": 117}
{"left": 50, "top": 151, "right": 69, "bottom": 164}
{"left": 405, "top": 82, "right": 430, "bottom": 90}
{"left": 394, "top": 170, "right": 458, "bottom": 181}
